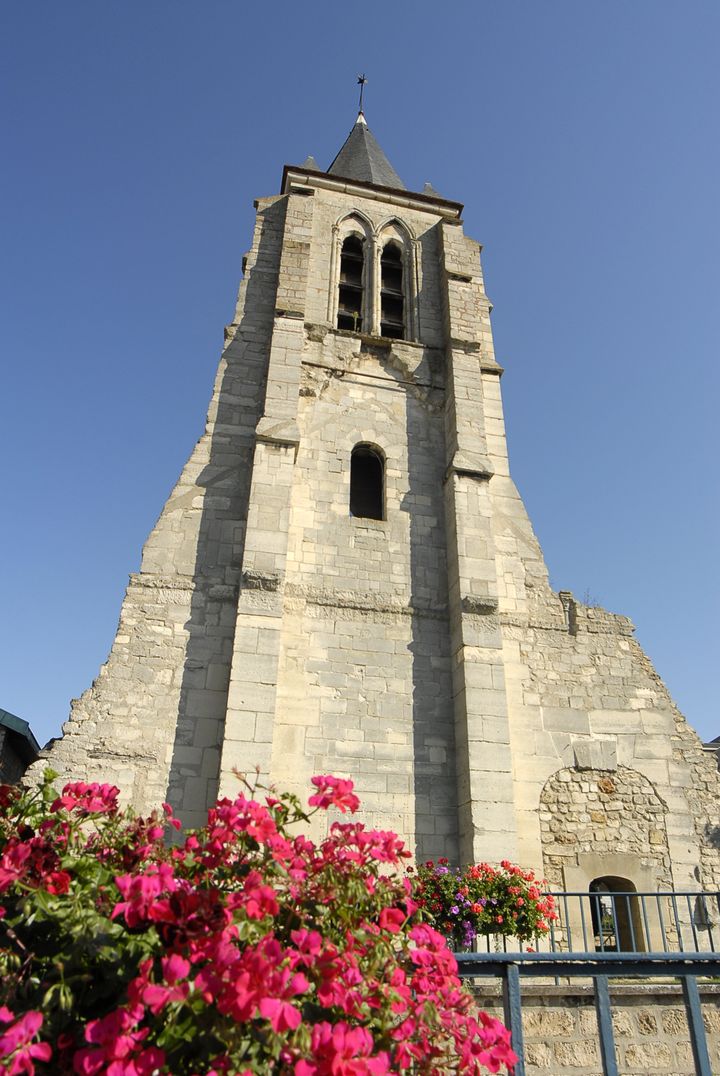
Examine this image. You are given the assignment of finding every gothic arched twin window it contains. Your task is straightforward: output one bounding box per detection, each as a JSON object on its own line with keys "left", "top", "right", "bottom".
{"left": 332, "top": 220, "right": 413, "bottom": 339}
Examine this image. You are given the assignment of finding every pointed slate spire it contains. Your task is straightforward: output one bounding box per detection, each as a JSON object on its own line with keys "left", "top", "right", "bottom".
{"left": 327, "top": 114, "right": 406, "bottom": 190}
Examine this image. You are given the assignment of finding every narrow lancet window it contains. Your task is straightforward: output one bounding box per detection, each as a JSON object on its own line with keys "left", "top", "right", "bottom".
{"left": 337, "top": 236, "right": 365, "bottom": 332}
{"left": 350, "top": 445, "right": 384, "bottom": 520}
{"left": 380, "top": 242, "right": 404, "bottom": 339}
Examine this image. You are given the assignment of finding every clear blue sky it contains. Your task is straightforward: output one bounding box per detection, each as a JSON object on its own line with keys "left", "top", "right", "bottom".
{"left": 2, "top": 2, "right": 718, "bottom": 747}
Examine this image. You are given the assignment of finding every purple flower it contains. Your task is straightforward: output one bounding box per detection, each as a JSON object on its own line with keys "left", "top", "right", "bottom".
{"left": 450, "top": 905, "right": 459, "bottom": 915}
{"left": 436, "top": 866, "right": 449, "bottom": 875}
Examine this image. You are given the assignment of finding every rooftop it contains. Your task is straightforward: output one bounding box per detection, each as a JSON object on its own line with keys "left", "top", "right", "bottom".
{"left": 326, "top": 113, "right": 406, "bottom": 191}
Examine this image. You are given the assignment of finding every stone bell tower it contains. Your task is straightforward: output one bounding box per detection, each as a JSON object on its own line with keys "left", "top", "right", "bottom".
{"left": 32, "top": 112, "right": 720, "bottom": 894}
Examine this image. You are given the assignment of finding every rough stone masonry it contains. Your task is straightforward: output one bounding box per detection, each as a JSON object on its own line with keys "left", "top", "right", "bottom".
{"left": 28, "top": 115, "right": 720, "bottom": 902}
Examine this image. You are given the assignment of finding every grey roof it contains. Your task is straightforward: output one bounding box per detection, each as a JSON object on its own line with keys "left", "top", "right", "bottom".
{"left": 327, "top": 115, "right": 406, "bottom": 190}
{"left": 0, "top": 707, "right": 41, "bottom": 760}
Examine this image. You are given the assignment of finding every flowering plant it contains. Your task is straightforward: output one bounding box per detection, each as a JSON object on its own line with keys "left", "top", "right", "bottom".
{"left": 0, "top": 772, "right": 516, "bottom": 1074}
{"left": 413, "top": 858, "right": 557, "bottom": 949}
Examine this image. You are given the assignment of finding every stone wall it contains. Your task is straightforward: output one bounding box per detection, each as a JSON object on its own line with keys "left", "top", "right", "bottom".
{"left": 497, "top": 582, "right": 720, "bottom": 891}
{"left": 476, "top": 983, "right": 720, "bottom": 1074}
{"left": 539, "top": 765, "right": 672, "bottom": 889}
{"left": 266, "top": 327, "right": 457, "bottom": 857}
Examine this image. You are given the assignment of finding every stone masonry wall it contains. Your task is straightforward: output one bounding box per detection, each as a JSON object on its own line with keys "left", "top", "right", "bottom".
{"left": 270, "top": 330, "right": 457, "bottom": 857}
{"left": 539, "top": 765, "right": 672, "bottom": 889}
{"left": 477, "top": 984, "right": 720, "bottom": 1075}
{"left": 500, "top": 587, "right": 720, "bottom": 893}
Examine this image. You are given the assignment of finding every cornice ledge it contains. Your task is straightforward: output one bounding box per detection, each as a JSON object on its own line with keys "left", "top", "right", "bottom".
{"left": 256, "top": 417, "right": 301, "bottom": 448}
{"left": 480, "top": 358, "right": 504, "bottom": 375}
{"left": 284, "top": 582, "right": 447, "bottom": 619}
{"left": 131, "top": 572, "right": 195, "bottom": 593}
{"left": 242, "top": 570, "right": 284, "bottom": 593}
{"left": 445, "top": 450, "right": 494, "bottom": 481}
{"left": 449, "top": 338, "right": 481, "bottom": 352}
{"left": 461, "top": 594, "right": 499, "bottom": 615}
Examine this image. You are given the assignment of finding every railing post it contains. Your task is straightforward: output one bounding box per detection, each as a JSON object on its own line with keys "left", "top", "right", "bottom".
{"left": 501, "top": 962, "right": 526, "bottom": 1076}
{"left": 681, "top": 974, "right": 712, "bottom": 1076}
{"left": 593, "top": 976, "right": 618, "bottom": 1076}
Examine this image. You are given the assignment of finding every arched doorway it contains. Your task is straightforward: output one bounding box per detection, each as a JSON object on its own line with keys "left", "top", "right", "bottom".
{"left": 590, "top": 876, "right": 646, "bottom": 952}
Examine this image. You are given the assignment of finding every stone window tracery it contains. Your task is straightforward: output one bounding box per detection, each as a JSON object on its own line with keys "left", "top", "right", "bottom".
{"left": 329, "top": 214, "right": 418, "bottom": 340}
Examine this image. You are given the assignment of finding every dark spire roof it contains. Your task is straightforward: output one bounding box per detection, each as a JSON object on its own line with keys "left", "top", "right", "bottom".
{"left": 327, "top": 114, "right": 406, "bottom": 190}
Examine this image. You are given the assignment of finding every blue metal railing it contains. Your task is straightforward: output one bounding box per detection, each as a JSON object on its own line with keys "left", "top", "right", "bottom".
{"left": 469, "top": 889, "right": 720, "bottom": 955}
{"left": 455, "top": 951, "right": 720, "bottom": 1076}
{"left": 455, "top": 890, "right": 720, "bottom": 1076}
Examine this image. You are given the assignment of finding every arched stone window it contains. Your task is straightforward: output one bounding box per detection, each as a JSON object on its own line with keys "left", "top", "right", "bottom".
{"left": 350, "top": 444, "right": 384, "bottom": 520}
{"left": 589, "top": 876, "right": 646, "bottom": 952}
{"left": 380, "top": 241, "right": 404, "bottom": 339}
{"left": 337, "top": 235, "right": 365, "bottom": 332}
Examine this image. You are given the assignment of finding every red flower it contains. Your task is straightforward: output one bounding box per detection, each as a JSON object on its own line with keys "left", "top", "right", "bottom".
{"left": 73, "top": 1006, "right": 164, "bottom": 1075}
{"left": 228, "top": 869, "right": 279, "bottom": 920}
{"left": 295, "top": 1021, "right": 391, "bottom": 1075}
{"left": 378, "top": 907, "right": 405, "bottom": 934}
{"left": 0, "top": 786, "right": 18, "bottom": 811}
{"left": 308, "top": 775, "right": 360, "bottom": 814}
{"left": 0, "top": 1009, "right": 52, "bottom": 1075}
{"left": 51, "top": 782, "right": 120, "bottom": 816}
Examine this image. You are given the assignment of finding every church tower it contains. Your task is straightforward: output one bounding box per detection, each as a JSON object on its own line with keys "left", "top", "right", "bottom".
{"left": 32, "top": 112, "right": 720, "bottom": 896}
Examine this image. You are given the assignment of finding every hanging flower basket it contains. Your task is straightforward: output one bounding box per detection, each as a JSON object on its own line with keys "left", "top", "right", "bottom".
{"left": 411, "top": 858, "right": 558, "bottom": 950}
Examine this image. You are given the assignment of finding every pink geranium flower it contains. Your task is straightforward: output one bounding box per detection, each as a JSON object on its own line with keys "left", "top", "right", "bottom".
{"left": 51, "top": 782, "right": 120, "bottom": 816}
{"left": 308, "top": 775, "right": 360, "bottom": 814}
{"left": 0, "top": 1009, "right": 52, "bottom": 1075}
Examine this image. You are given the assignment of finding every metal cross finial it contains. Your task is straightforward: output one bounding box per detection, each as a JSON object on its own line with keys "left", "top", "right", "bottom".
{"left": 357, "top": 73, "right": 367, "bottom": 114}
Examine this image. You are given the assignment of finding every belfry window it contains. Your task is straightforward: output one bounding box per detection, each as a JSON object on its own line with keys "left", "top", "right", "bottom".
{"left": 350, "top": 445, "right": 384, "bottom": 520}
{"left": 380, "top": 242, "right": 404, "bottom": 339}
{"left": 337, "top": 236, "right": 365, "bottom": 332}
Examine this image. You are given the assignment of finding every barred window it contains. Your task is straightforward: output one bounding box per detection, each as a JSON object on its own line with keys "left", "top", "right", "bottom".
{"left": 337, "top": 236, "right": 365, "bottom": 332}
{"left": 380, "top": 242, "right": 404, "bottom": 339}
